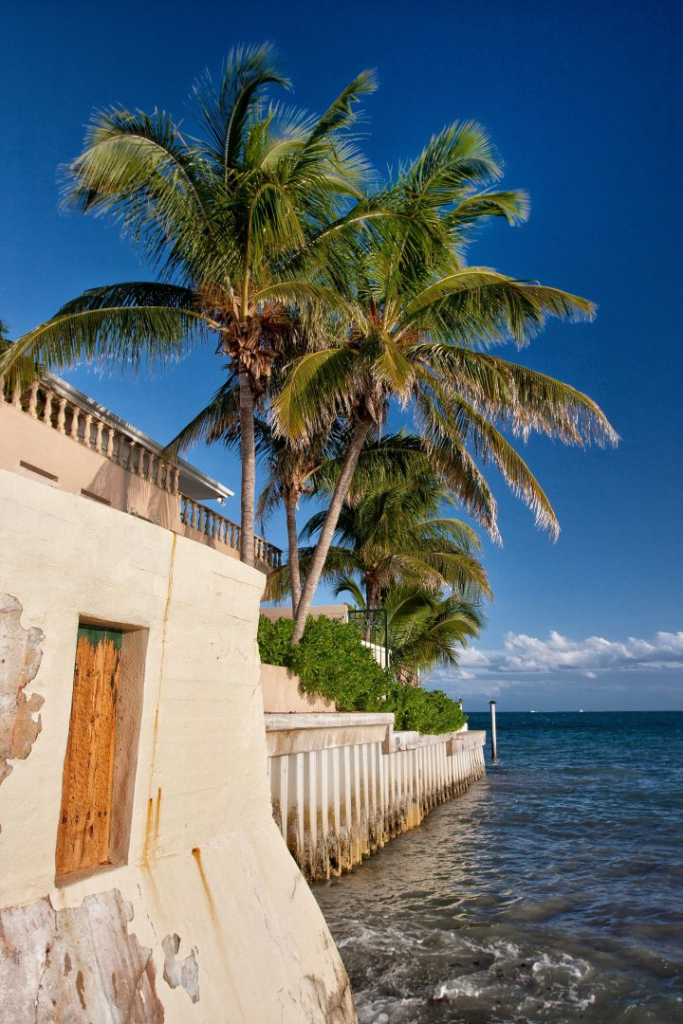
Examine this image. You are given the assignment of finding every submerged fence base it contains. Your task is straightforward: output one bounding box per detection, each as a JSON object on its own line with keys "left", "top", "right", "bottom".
{"left": 265, "top": 713, "right": 486, "bottom": 882}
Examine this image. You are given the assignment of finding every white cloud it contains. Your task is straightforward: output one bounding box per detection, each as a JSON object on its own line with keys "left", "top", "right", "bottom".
{"left": 456, "top": 629, "right": 683, "bottom": 681}
{"left": 426, "top": 630, "right": 683, "bottom": 708}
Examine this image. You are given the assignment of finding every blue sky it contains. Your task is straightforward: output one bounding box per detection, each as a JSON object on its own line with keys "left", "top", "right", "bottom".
{"left": 2, "top": 0, "right": 681, "bottom": 710}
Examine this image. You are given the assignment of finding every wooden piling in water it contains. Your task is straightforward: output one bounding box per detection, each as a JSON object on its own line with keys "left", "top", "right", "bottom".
{"left": 489, "top": 700, "right": 498, "bottom": 761}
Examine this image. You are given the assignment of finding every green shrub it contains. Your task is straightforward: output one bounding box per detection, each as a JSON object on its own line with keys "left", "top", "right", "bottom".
{"left": 386, "top": 681, "right": 467, "bottom": 734}
{"left": 258, "top": 614, "right": 467, "bottom": 734}
{"left": 257, "top": 614, "right": 297, "bottom": 667}
{"left": 258, "top": 614, "right": 392, "bottom": 711}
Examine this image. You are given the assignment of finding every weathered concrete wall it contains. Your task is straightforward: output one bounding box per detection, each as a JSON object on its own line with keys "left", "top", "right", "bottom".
{"left": 261, "top": 664, "right": 337, "bottom": 713}
{"left": 0, "top": 470, "right": 356, "bottom": 1022}
{"left": 265, "top": 714, "right": 486, "bottom": 883}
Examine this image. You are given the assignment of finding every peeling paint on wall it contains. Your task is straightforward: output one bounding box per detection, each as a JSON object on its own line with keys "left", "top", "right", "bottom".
{"left": 0, "top": 888, "right": 165, "bottom": 1023}
{"left": 162, "top": 933, "right": 199, "bottom": 1003}
{"left": 0, "top": 593, "right": 44, "bottom": 796}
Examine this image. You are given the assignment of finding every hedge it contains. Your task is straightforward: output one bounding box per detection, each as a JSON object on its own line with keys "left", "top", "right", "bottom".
{"left": 258, "top": 614, "right": 467, "bottom": 735}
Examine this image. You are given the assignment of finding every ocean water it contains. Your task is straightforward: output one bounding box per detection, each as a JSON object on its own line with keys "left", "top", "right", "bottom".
{"left": 313, "top": 712, "right": 683, "bottom": 1023}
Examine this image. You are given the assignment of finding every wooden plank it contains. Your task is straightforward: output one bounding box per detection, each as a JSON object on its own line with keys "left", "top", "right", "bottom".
{"left": 56, "top": 626, "right": 121, "bottom": 878}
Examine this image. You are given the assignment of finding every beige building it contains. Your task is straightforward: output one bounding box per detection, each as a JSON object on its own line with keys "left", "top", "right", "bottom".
{"left": 0, "top": 376, "right": 356, "bottom": 1022}
{"left": 0, "top": 371, "right": 281, "bottom": 571}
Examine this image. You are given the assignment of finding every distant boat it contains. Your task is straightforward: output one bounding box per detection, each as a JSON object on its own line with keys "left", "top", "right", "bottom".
{"left": 579, "top": 709, "right": 584, "bottom": 713}
{"left": 530, "top": 709, "right": 537, "bottom": 713}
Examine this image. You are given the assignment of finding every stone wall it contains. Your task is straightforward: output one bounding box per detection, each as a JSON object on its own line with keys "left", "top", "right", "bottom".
{"left": 0, "top": 470, "right": 356, "bottom": 1023}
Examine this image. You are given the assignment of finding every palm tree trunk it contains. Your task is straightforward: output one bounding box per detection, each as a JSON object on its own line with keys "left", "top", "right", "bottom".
{"left": 364, "top": 579, "right": 380, "bottom": 642}
{"left": 286, "top": 489, "right": 302, "bottom": 615}
{"left": 291, "top": 419, "right": 372, "bottom": 644}
{"left": 238, "top": 369, "right": 256, "bottom": 567}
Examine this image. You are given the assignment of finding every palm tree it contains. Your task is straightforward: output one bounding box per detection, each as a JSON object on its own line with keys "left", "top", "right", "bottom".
{"left": 275, "top": 122, "right": 618, "bottom": 640}
{"left": 342, "top": 584, "right": 484, "bottom": 684}
{"left": 0, "top": 321, "right": 40, "bottom": 395}
{"left": 279, "top": 448, "right": 491, "bottom": 609}
{"left": 0, "top": 45, "right": 376, "bottom": 566}
{"left": 165, "top": 364, "right": 333, "bottom": 613}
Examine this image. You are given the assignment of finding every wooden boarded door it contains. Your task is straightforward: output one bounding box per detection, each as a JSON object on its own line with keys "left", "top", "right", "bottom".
{"left": 56, "top": 626, "right": 121, "bottom": 878}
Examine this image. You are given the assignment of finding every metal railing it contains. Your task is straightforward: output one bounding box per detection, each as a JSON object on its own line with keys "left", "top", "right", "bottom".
{"left": 348, "top": 607, "right": 390, "bottom": 668}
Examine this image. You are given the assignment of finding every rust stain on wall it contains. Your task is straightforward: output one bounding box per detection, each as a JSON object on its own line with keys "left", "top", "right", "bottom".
{"left": 190, "top": 848, "right": 214, "bottom": 911}
{"left": 162, "top": 932, "right": 200, "bottom": 1003}
{"left": 154, "top": 787, "right": 162, "bottom": 836}
{"left": 191, "top": 846, "right": 223, "bottom": 936}
{"left": 141, "top": 788, "right": 163, "bottom": 869}
{"left": 0, "top": 593, "right": 44, "bottom": 806}
{"left": 0, "top": 888, "right": 165, "bottom": 1022}
{"left": 142, "top": 796, "right": 155, "bottom": 867}
{"left": 75, "top": 969, "right": 86, "bottom": 1010}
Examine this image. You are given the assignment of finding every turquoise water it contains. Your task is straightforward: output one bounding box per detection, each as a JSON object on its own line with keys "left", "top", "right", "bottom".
{"left": 313, "top": 712, "right": 683, "bottom": 1023}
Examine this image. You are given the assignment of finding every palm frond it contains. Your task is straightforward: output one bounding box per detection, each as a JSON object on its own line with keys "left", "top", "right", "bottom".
{"left": 273, "top": 347, "right": 357, "bottom": 438}
{"left": 403, "top": 268, "right": 595, "bottom": 347}
{"left": 256, "top": 474, "right": 283, "bottom": 527}
{"left": 330, "top": 574, "right": 366, "bottom": 608}
{"left": 399, "top": 122, "right": 502, "bottom": 204}
{"left": 252, "top": 280, "right": 355, "bottom": 317}
{"left": 306, "top": 69, "right": 377, "bottom": 146}
{"left": 63, "top": 108, "right": 220, "bottom": 282}
{"left": 417, "top": 428, "right": 500, "bottom": 541}
{"left": 0, "top": 304, "right": 206, "bottom": 385}
{"left": 192, "top": 45, "right": 290, "bottom": 170}
{"left": 0, "top": 336, "right": 42, "bottom": 396}
{"left": 417, "top": 383, "right": 560, "bottom": 538}
{"left": 384, "top": 584, "right": 484, "bottom": 676}
{"left": 416, "top": 345, "right": 618, "bottom": 446}
{"left": 445, "top": 189, "right": 530, "bottom": 229}
{"left": 58, "top": 282, "right": 198, "bottom": 313}
{"left": 163, "top": 378, "right": 240, "bottom": 459}
{"left": 363, "top": 332, "right": 414, "bottom": 397}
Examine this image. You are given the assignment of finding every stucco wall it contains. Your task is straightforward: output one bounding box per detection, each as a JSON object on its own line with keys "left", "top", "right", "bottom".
{"left": 0, "top": 470, "right": 355, "bottom": 1022}
{"left": 0, "top": 401, "right": 283, "bottom": 568}
{"left": 260, "top": 604, "right": 349, "bottom": 623}
{"left": 261, "top": 664, "right": 337, "bottom": 713}
{"left": 0, "top": 400, "right": 184, "bottom": 530}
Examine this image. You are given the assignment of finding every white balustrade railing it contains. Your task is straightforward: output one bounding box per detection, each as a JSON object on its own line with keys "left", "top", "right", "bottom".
{"left": 1, "top": 376, "right": 182, "bottom": 494}
{"left": 180, "top": 496, "right": 282, "bottom": 569}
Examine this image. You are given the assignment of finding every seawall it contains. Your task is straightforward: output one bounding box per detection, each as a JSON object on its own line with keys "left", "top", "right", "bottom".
{"left": 265, "top": 712, "right": 486, "bottom": 881}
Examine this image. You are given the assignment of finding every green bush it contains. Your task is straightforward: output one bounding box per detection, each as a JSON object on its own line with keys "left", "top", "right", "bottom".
{"left": 258, "top": 614, "right": 467, "bottom": 734}
{"left": 386, "top": 681, "right": 467, "bottom": 734}
{"left": 258, "top": 614, "right": 298, "bottom": 667}
{"left": 258, "top": 614, "right": 392, "bottom": 711}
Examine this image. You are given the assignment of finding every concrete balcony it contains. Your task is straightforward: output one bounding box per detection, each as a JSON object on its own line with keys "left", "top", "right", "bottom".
{"left": 0, "top": 372, "right": 282, "bottom": 572}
